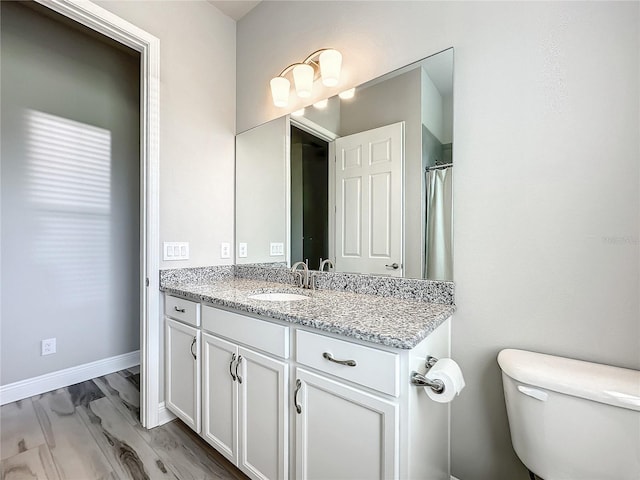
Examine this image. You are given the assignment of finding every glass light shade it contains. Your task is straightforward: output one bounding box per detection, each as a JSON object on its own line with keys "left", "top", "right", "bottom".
{"left": 292, "top": 63, "right": 314, "bottom": 98}
{"left": 313, "top": 99, "right": 328, "bottom": 109}
{"left": 270, "top": 76, "right": 290, "bottom": 107}
{"left": 319, "top": 49, "right": 342, "bottom": 87}
{"left": 338, "top": 87, "right": 356, "bottom": 100}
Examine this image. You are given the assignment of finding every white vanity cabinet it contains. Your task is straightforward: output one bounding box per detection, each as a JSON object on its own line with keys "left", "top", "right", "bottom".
{"left": 201, "top": 306, "right": 289, "bottom": 480}
{"left": 294, "top": 330, "right": 400, "bottom": 479}
{"left": 164, "top": 292, "right": 453, "bottom": 480}
{"left": 164, "top": 296, "right": 201, "bottom": 433}
{"left": 294, "top": 367, "right": 399, "bottom": 479}
{"left": 293, "top": 324, "right": 452, "bottom": 480}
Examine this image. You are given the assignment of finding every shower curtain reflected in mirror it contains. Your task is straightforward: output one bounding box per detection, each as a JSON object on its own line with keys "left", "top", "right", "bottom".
{"left": 425, "top": 167, "right": 453, "bottom": 280}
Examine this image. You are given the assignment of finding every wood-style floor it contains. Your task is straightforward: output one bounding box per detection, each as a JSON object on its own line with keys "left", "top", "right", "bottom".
{"left": 0, "top": 367, "right": 247, "bottom": 480}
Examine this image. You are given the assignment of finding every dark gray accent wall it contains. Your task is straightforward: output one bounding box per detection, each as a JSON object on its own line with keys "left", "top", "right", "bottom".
{"left": 1, "top": 2, "right": 140, "bottom": 384}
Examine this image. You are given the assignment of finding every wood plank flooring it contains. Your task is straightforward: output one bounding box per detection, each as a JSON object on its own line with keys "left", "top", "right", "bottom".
{"left": 0, "top": 368, "right": 247, "bottom": 480}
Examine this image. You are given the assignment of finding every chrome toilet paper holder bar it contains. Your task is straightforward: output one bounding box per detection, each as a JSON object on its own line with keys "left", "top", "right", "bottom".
{"left": 410, "top": 356, "right": 444, "bottom": 393}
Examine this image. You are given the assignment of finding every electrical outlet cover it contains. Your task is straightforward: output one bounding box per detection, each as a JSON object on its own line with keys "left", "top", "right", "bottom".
{"left": 41, "top": 338, "right": 56, "bottom": 356}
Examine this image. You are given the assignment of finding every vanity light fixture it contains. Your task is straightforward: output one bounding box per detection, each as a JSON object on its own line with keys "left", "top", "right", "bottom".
{"left": 270, "top": 77, "right": 290, "bottom": 108}
{"left": 270, "top": 48, "right": 342, "bottom": 107}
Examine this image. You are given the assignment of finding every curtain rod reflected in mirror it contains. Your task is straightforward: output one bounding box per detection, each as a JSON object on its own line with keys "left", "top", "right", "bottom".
{"left": 237, "top": 47, "right": 454, "bottom": 281}
{"left": 426, "top": 163, "right": 453, "bottom": 171}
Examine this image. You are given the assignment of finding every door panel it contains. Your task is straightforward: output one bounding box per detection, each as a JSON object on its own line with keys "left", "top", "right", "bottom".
{"left": 370, "top": 172, "right": 392, "bottom": 257}
{"left": 238, "top": 347, "right": 288, "bottom": 480}
{"left": 201, "top": 333, "right": 237, "bottom": 463}
{"left": 334, "top": 122, "right": 404, "bottom": 276}
{"left": 295, "top": 368, "right": 398, "bottom": 480}
{"left": 165, "top": 319, "right": 200, "bottom": 432}
{"left": 341, "top": 176, "right": 362, "bottom": 256}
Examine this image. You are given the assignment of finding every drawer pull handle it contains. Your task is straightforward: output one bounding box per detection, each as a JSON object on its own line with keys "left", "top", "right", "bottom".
{"left": 294, "top": 379, "right": 302, "bottom": 414}
{"left": 235, "top": 355, "right": 243, "bottom": 384}
{"left": 190, "top": 337, "right": 197, "bottom": 360}
{"left": 229, "top": 353, "right": 237, "bottom": 381}
{"left": 174, "top": 306, "right": 186, "bottom": 313}
{"left": 322, "top": 352, "right": 357, "bottom": 367}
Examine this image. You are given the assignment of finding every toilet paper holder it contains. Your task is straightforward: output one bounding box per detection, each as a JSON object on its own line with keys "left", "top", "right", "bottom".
{"left": 410, "top": 356, "right": 445, "bottom": 393}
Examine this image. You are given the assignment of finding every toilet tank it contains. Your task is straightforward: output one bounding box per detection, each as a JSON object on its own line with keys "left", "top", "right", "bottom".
{"left": 497, "top": 349, "right": 640, "bottom": 480}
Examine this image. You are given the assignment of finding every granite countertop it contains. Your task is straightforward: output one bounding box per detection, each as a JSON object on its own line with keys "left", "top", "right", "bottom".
{"left": 162, "top": 278, "right": 455, "bottom": 349}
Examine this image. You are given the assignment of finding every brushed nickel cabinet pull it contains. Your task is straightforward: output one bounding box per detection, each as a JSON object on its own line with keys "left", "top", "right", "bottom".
{"left": 190, "top": 337, "right": 197, "bottom": 360}
{"left": 294, "top": 379, "right": 302, "bottom": 414}
{"left": 235, "top": 355, "right": 243, "bottom": 384}
{"left": 229, "top": 353, "right": 237, "bottom": 381}
{"left": 322, "top": 352, "right": 357, "bottom": 367}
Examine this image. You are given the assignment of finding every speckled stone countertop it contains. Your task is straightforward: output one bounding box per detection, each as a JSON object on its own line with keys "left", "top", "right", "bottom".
{"left": 162, "top": 278, "right": 455, "bottom": 350}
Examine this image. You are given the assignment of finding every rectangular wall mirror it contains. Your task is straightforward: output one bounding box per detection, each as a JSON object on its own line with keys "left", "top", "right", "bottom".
{"left": 236, "top": 47, "right": 453, "bottom": 280}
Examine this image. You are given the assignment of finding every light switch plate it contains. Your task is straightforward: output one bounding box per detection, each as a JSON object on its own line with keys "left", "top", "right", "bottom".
{"left": 238, "top": 243, "right": 248, "bottom": 258}
{"left": 164, "top": 242, "right": 189, "bottom": 260}
{"left": 220, "top": 242, "right": 231, "bottom": 259}
{"left": 270, "top": 242, "right": 284, "bottom": 256}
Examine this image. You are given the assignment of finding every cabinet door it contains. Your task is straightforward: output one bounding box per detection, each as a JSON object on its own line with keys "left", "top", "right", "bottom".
{"left": 295, "top": 368, "right": 398, "bottom": 480}
{"left": 238, "top": 346, "right": 289, "bottom": 480}
{"left": 165, "top": 318, "right": 200, "bottom": 432}
{"left": 201, "top": 333, "right": 238, "bottom": 465}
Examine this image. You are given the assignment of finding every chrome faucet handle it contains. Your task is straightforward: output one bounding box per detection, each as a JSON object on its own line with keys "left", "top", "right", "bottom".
{"left": 319, "top": 259, "right": 334, "bottom": 272}
{"left": 291, "top": 261, "right": 309, "bottom": 288}
{"left": 291, "top": 261, "right": 308, "bottom": 272}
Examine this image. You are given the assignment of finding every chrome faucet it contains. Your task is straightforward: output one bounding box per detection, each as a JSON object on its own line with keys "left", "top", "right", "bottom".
{"left": 318, "top": 258, "right": 334, "bottom": 272}
{"left": 291, "top": 261, "right": 314, "bottom": 289}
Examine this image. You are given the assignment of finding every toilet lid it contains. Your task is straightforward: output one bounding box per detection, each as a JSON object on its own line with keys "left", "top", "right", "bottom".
{"left": 497, "top": 349, "right": 640, "bottom": 411}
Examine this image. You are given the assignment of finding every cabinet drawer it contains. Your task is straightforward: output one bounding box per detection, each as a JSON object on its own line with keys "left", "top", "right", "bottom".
{"left": 165, "top": 295, "right": 200, "bottom": 327}
{"left": 296, "top": 330, "right": 399, "bottom": 396}
{"left": 202, "top": 305, "right": 289, "bottom": 359}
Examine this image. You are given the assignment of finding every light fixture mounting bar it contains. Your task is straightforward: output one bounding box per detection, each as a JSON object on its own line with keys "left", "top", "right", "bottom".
{"left": 276, "top": 48, "right": 335, "bottom": 78}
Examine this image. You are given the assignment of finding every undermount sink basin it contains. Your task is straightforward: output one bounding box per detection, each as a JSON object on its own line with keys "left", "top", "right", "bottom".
{"left": 248, "top": 292, "right": 309, "bottom": 302}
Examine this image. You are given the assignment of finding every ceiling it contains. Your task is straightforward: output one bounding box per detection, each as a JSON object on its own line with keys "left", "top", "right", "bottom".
{"left": 208, "top": 1, "right": 261, "bottom": 21}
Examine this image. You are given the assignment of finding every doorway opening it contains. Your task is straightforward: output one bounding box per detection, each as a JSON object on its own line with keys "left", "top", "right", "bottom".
{"left": 290, "top": 126, "right": 329, "bottom": 270}
{"left": 0, "top": 0, "right": 160, "bottom": 428}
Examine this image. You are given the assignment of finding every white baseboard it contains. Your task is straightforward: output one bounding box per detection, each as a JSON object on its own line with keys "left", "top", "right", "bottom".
{"left": 0, "top": 350, "right": 140, "bottom": 405}
{"left": 157, "top": 401, "right": 176, "bottom": 426}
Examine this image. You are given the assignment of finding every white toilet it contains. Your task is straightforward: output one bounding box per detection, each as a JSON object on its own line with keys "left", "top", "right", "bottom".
{"left": 497, "top": 348, "right": 640, "bottom": 480}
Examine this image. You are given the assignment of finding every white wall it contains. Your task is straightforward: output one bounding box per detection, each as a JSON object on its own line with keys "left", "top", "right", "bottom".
{"left": 237, "top": 2, "right": 640, "bottom": 479}
{"left": 97, "top": 0, "right": 236, "bottom": 269}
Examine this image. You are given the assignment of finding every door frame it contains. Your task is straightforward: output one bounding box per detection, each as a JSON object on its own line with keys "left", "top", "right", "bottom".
{"left": 289, "top": 117, "right": 337, "bottom": 265}
{"left": 35, "top": 0, "right": 161, "bottom": 428}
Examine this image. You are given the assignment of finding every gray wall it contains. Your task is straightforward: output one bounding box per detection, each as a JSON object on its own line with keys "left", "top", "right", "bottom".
{"left": 339, "top": 69, "right": 423, "bottom": 279}
{"left": 1, "top": 2, "right": 140, "bottom": 384}
{"left": 236, "top": 117, "right": 289, "bottom": 264}
{"left": 236, "top": 2, "right": 640, "bottom": 479}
